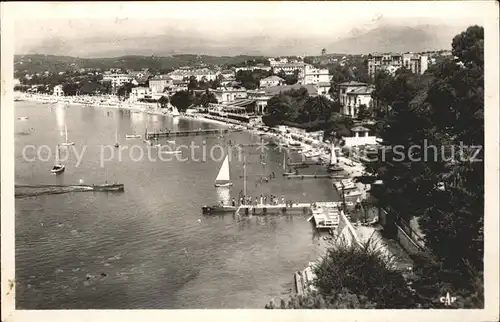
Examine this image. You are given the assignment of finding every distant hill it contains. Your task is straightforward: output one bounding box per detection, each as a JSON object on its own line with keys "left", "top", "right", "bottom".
{"left": 326, "top": 24, "right": 467, "bottom": 54}
{"left": 14, "top": 54, "right": 270, "bottom": 75}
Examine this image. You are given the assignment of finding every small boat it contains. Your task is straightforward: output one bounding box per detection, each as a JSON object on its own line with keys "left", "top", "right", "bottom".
{"left": 167, "top": 140, "right": 175, "bottom": 144}
{"left": 344, "top": 190, "right": 363, "bottom": 198}
{"left": 171, "top": 106, "right": 180, "bottom": 117}
{"left": 50, "top": 145, "right": 65, "bottom": 174}
{"left": 214, "top": 155, "right": 233, "bottom": 187}
{"left": 289, "top": 141, "right": 301, "bottom": 147}
{"left": 201, "top": 205, "right": 237, "bottom": 215}
{"left": 327, "top": 144, "right": 343, "bottom": 172}
{"left": 17, "top": 116, "right": 29, "bottom": 121}
{"left": 61, "top": 124, "right": 75, "bottom": 146}
{"left": 125, "top": 134, "right": 141, "bottom": 139}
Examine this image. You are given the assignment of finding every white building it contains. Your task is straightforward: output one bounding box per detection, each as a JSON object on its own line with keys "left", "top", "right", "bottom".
{"left": 211, "top": 87, "right": 248, "bottom": 104}
{"left": 367, "top": 52, "right": 429, "bottom": 77}
{"left": 303, "top": 65, "right": 331, "bottom": 85}
{"left": 102, "top": 73, "right": 133, "bottom": 88}
{"left": 149, "top": 75, "right": 174, "bottom": 94}
{"left": 168, "top": 68, "right": 218, "bottom": 82}
{"left": 344, "top": 86, "right": 374, "bottom": 117}
{"left": 130, "top": 87, "right": 152, "bottom": 101}
{"left": 316, "top": 82, "right": 331, "bottom": 96}
{"left": 259, "top": 76, "right": 285, "bottom": 88}
{"left": 338, "top": 81, "right": 368, "bottom": 116}
{"left": 234, "top": 66, "right": 272, "bottom": 73}
{"left": 220, "top": 70, "right": 235, "bottom": 79}
{"left": 343, "top": 126, "right": 377, "bottom": 147}
{"left": 53, "top": 85, "right": 64, "bottom": 96}
{"left": 247, "top": 90, "right": 272, "bottom": 114}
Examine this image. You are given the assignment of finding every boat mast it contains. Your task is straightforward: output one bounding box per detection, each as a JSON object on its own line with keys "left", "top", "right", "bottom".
{"left": 243, "top": 156, "right": 247, "bottom": 198}
{"left": 55, "top": 144, "right": 59, "bottom": 164}
{"left": 65, "top": 124, "right": 68, "bottom": 143}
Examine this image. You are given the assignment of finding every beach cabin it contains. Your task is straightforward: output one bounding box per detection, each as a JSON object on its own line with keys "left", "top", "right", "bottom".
{"left": 343, "top": 126, "right": 378, "bottom": 147}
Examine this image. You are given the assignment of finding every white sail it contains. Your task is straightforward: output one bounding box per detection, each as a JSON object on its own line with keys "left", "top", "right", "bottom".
{"left": 215, "top": 155, "right": 231, "bottom": 183}
{"left": 65, "top": 124, "right": 69, "bottom": 143}
{"left": 55, "top": 145, "right": 60, "bottom": 164}
{"left": 330, "top": 144, "right": 337, "bottom": 165}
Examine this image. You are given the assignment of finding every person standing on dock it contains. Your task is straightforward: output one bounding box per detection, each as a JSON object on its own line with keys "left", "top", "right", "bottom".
{"left": 281, "top": 195, "right": 285, "bottom": 205}
{"left": 232, "top": 198, "right": 236, "bottom": 207}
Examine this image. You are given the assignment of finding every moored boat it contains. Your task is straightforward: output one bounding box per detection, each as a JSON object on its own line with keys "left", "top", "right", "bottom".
{"left": 201, "top": 205, "right": 237, "bottom": 215}
{"left": 50, "top": 145, "right": 65, "bottom": 174}
{"left": 92, "top": 183, "right": 125, "bottom": 192}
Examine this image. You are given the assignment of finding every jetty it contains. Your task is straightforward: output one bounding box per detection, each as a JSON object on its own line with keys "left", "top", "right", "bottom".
{"left": 284, "top": 174, "right": 334, "bottom": 179}
{"left": 287, "top": 160, "right": 322, "bottom": 166}
{"left": 15, "top": 183, "right": 124, "bottom": 198}
{"left": 145, "top": 128, "right": 234, "bottom": 139}
{"left": 233, "top": 201, "right": 341, "bottom": 217}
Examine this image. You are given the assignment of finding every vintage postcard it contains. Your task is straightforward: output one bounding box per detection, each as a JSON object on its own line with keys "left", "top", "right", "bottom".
{"left": 1, "top": 1, "right": 499, "bottom": 322}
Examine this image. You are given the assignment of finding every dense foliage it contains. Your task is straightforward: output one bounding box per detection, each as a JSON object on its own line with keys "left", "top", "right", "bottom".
{"left": 266, "top": 238, "right": 414, "bottom": 309}
{"left": 235, "top": 69, "right": 273, "bottom": 90}
{"left": 362, "top": 25, "right": 484, "bottom": 305}
{"left": 170, "top": 89, "right": 218, "bottom": 111}
{"left": 14, "top": 54, "right": 270, "bottom": 75}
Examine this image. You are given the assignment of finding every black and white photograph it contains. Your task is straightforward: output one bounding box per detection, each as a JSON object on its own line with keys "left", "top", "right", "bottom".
{"left": 1, "top": 1, "right": 499, "bottom": 321}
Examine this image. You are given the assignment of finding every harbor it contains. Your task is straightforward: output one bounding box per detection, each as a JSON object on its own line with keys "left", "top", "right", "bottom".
{"left": 14, "top": 99, "right": 342, "bottom": 309}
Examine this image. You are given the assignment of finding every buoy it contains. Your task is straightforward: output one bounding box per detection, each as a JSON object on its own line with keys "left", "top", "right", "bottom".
{"left": 79, "top": 178, "right": 84, "bottom": 184}
{"left": 197, "top": 219, "right": 201, "bottom": 223}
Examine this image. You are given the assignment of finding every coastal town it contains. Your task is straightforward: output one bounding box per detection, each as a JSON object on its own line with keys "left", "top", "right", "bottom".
{"left": 10, "top": 6, "right": 489, "bottom": 313}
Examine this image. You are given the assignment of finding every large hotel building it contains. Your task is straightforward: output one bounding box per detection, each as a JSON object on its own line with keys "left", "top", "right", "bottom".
{"left": 366, "top": 53, "right": 429, "bottom": 77}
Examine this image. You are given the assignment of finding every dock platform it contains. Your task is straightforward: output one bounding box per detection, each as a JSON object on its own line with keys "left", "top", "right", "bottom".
{"left": 233, "top": 201, "right": 340, "bottom": 217}
{"left": 146, "top": 128, "right": 233, "bottom": 139}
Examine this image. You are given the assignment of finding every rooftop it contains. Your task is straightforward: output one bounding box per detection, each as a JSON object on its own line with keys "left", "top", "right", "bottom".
{"left": 351, "top": 126, "right": 370, "bottom": 132}
{"left": 338, "top": 81, "right": 367, "bottom": 87}
{"left": 346, "top": 86, "right": 374, "bottom": 95}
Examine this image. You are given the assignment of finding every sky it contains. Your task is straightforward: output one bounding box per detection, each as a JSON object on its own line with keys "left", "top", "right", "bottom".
{"left": 7, "top": 1, "right": 490, "bottom": 57}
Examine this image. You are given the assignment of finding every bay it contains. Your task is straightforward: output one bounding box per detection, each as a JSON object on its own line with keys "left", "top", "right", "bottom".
{"left": 14, "top": 101, "right": 339, "bottom": 309}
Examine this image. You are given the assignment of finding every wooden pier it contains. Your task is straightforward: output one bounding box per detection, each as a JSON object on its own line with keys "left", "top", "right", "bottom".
{"left": 287, "top": 160, "right": 322, "bottom": 166}
{"left": 145, "top": 128, "right": 232, "bottom": 139}
{"left": 15, "top": 183, "right": 124, "bottom": 198}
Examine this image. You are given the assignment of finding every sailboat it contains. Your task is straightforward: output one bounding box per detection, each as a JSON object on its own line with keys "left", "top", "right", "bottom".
{"left": 61, "top": 124, "right": 74, "bottom": 146}
{"left": 50, "top": 145, "right": 65, "bottom": 174}
{"left": 327, "top": 144, "right": 343, "bottom": 172}
{"left": 171, "top": 105, "right": 180, "bottom": 117}
{"left": 114, "top": 126, "right": 120, "bottom": 148}
{"left": 282, "top": 151, "right": 295, "bottom": 176}
{"left": 214, "top": 155, "right": 233, "bottom": 187}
